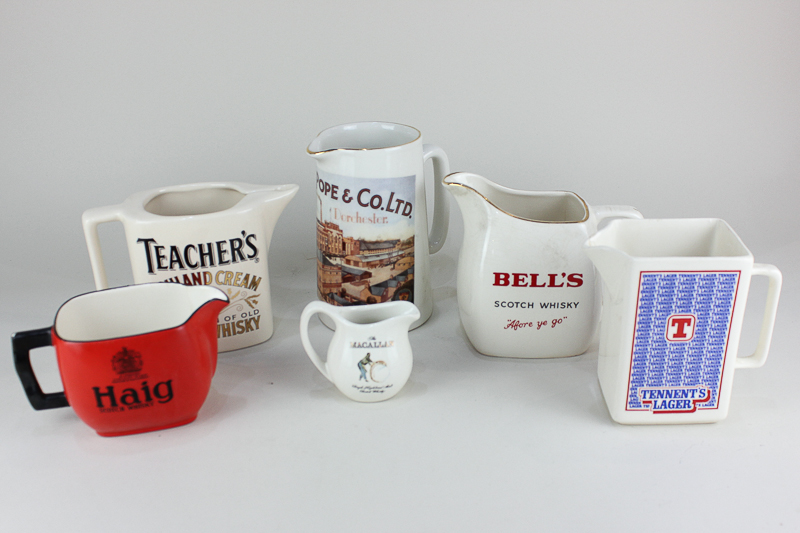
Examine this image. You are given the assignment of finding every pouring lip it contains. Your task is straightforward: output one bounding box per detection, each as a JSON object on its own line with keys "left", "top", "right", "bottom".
{"left": 123, "top": 182, "right": 297, "bottom": 220}
{"left": 332, "top": 300, "right": 421, "bottom": 326}
{"left": 53, "top": 283, "right": 229, "bottom": 344}
{"left": 583, "top": 218, "right": 754, "bottom": 260}
{"left": 306, "top": 121, "right": 421, "bottom": 154}
{"left": 442, "top": 172, "right": 590, "bottom": 224}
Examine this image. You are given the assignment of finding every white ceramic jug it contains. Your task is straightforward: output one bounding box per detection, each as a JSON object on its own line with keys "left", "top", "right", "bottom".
{"left": 82, "top": 182, "right": 298, "bottom": 352}
{"left": 307, "top": 122, "right": 450, "bottom": 330}
{"left": 584, "top": 218, "right": 782, "bottom": 424}
{"left": 443, "top": 172, "right": 642, "bottom": 358}
{"left": 299, "top": 300, "right": 420, "bottom": 402}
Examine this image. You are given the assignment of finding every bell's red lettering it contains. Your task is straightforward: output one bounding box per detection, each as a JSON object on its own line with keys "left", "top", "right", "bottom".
{"left": 493, "top": 272, "right": 583, "bottom": 288}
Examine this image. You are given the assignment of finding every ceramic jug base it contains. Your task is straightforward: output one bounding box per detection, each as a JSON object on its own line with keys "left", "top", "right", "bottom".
{"left": 598, "top": 378, "right": 729, "bottom": 425}
{"left": 468, "top": 337, "right": 588, "bottom": 359}
{"left": 95, "top": 414, "right": 198, "bottom": 437}
{"left": 478, "top": 350, "right": 585, "bottom": 359}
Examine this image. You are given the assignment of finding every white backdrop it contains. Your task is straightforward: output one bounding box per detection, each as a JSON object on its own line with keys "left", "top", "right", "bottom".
{"left": 1, "top": 2, "right": 799, "bottom": 531}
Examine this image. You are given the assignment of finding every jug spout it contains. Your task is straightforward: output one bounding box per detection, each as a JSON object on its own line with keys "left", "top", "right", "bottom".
{"left": 583, "top": 240, "right": 630, "bottom": 298}
{"left": 250, "top": 184, "right": 299, "bottom": 247}
{"left": 306, "top": 148, "right": 328, "bottom": 163}
{"left": 257, "top": 184, "right": 299, "bottom": 208}
{"left": 442, "top": 172, "right": 497, "bottom": 204}
{"left": 442, "top": 172, "right": 499, "bottom": 233}
{"left": 390, "top": 301, "right": 422, "bottom": 330}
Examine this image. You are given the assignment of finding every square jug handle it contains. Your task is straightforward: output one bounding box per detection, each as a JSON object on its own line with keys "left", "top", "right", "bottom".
{"left": 736, "top": 263, "right": 782, "bottom": 369}
{"left": 82, "top": 204, "right": 124, "bottom": 289}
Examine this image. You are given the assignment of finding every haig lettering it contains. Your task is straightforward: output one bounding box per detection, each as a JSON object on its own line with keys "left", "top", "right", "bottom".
{"left": 137, "top": 231, "right": 258, "bottom": 274}
{"left": 93, "top": 380, "right": 174, "bottom": 410}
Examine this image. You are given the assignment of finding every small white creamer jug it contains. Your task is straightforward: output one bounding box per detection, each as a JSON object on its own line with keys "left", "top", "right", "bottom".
{"left": 300, "top": 300, "right": 420, "bottom": 402}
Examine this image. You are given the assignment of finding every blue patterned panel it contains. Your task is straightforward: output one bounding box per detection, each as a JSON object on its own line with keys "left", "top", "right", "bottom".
{"left": 626, "top": 271, "right": 739, "bottom": 413}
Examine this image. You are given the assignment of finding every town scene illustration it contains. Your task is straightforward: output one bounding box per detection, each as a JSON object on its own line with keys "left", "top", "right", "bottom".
{"left": 316, "top": 174, "right": 416, "bottom": 306}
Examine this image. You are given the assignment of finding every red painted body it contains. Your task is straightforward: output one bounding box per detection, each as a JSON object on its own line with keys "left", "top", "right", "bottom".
{"left": 51, "top": 298, "right": 227, "bottom": 437}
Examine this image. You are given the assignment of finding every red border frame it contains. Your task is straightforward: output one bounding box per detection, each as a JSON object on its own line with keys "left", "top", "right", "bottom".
{"left": 665, "top": 314, "right": 697, "bottom": 342}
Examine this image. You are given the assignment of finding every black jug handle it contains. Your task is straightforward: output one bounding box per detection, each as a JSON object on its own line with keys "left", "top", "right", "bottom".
{"left": 12, "top": 327, "right": 69, "bottom": 410}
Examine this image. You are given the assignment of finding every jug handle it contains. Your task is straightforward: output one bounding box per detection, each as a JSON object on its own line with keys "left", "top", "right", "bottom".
{"left": 12, "top": 327, "right": 70, "bottom": 410}
{"left": 593, "top": 205, "right": 643, "bottom": 223}
{"left": 423, "top": 144, "right": 450, "bottom": 254}
{"left": 736, "top": 263, "right": 782, "bottom": 369}
{"left": 299, "top": 301, "right": 338, "bottom": 383}
{"left": 82, "top": 204, "right": 124, "bottom": 289}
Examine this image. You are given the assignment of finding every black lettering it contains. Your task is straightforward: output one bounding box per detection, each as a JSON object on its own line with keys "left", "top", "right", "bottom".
{"left": 198, "top": 243, "right": 215, "bottom": 267}
{"left": 229, "top": 237, "right": 245, "bottom": 263}
{"left": 141, "top": 381, "right": 153, "bottom": 402}
{"left": 153, "top": 380, "right": 174, "bottom": 403}
{"left": 245, "top": 234, "right": 258, "bottom": 259}
{"left": 120, "top": 388, "right": 141, "bottom": 405}
{"left": 137, "top": 238, "right": 158, "bottom": 274}
{"left": 168, "top": 246, "right": 185, "bottom": 270}
{"left": 184, "top": 244, "right": 198, "bottom": 269}
{"left": 155, "top": 245, "right": 168, "bottom": 270}
{"left": 216, "top": 240, "right": 230, "bottom": 265}
{"left": 93, "top": 386, "right": 117, "bottom": 408}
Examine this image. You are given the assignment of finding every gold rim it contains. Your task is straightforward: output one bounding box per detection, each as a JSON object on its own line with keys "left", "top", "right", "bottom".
{"left": 307, "top": 122, "right": 421, "bottom": 154}
{"left": 442, "top": 174, "right": 590, "bottom": 224}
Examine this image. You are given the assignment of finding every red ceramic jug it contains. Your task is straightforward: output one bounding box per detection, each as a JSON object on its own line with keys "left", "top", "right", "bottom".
{"left": 12, "top": 283, "right": 228, "bottom": 437}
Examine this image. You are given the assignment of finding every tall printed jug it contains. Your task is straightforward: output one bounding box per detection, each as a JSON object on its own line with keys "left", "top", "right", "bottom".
{"left": 307, "top": 122, "right": 450, "bottom": 330}
{"left": 82, "top": 182, "right": 298, "bottom": 352}
{"left": 443, "top": 172, "right": 642, "bottom": 358}
{"left": 584, "top": 218, "right": 782, "bottom": 424}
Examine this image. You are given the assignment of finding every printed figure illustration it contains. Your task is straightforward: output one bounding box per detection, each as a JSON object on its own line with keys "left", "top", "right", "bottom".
{"left": 356, "top": 352, "right": 389, "bottom": 383}
{"left": 358, "top": 353, "right": 372, "bottom": 382}
{"left": 316, "top": 172, "right": 416, "bottom": 306}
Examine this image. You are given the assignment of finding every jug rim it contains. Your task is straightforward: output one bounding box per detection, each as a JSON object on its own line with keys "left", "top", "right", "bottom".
{"left": 443, "top": 173, "right": 590, "bottom": 224}
{"left": 330, "top": 300, "right": 420, "bottom": 326}
{"left": 54, "top": 283, "right": 229, "bottom": 343}
{"left": 122, "top": 182, "right": 298, "bottom": 220}
{"left": 584, "top": 218, "right": 753, "bottom": 259}
{"left": 307, "top": 121, "right": 421, "bottom": 154}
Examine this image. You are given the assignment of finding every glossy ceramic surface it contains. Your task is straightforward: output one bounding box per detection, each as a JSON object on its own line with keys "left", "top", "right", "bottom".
{"left": 82, "top": 181, "right": 298, "bottom": 351}
{"left": 300, "top": 300, "right": 419, "bottom": 402}
{"left": 308, "top": 122, "right": 449, "bottom": 330}
{"left": 584, "top": 218, "right": 782, "bottom": 424}
{"left": 12, "top": 283, "right": 228, "bottom": 436}
{"left": 443, "top": 172, "right": 642, "bottom": 358}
